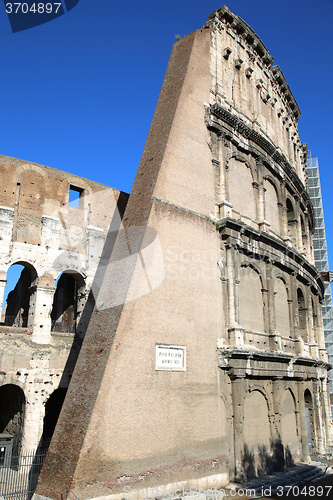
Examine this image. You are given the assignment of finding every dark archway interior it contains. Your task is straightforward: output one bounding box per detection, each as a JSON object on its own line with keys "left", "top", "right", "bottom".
{"left": 51, "top": 273, "right": 77, "bottom": 333}
{"left": 0, "top": 384, "right": 25, "bottom": 454}
{"left": 5, "top": 266, "right": 33, "bottom": 327}
{"left": 41, "top": 388, "right": 67, "bottom": 450}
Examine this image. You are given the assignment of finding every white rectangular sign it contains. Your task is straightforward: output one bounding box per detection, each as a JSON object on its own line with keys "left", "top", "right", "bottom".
{"left": 155, "top": 344, "right": 186, "bottom": 371}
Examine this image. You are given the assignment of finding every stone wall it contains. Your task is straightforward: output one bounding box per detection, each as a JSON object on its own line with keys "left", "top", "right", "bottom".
{"left": 0, "top": 155, "right": 128, "bottom": 451}
{"left": 26, "top": 6, "right": 332, "bottom": 500}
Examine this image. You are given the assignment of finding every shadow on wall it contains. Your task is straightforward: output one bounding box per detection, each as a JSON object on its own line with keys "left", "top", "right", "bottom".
{"left": 242, "top": 438, "right": 294, "bottom": 480}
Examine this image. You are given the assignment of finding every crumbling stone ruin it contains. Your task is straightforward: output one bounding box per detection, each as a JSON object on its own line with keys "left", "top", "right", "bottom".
{"left": 0, "top": 5, "right": 331, "bottom": 500}
{"left": 0, "top": 156, "right": 128, "bottom": 453}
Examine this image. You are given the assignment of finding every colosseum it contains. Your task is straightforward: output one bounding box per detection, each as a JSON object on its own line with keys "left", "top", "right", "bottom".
{"left": 0, "top": 4, "right": 331, "bottom": 500}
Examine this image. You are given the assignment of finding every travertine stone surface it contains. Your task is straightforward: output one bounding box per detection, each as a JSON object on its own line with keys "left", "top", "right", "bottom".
{"left": 23, "top": 5, "right": 333, "bottom": 500}
{"left": 0, "top": 156, "right": 128, "bottom": 451}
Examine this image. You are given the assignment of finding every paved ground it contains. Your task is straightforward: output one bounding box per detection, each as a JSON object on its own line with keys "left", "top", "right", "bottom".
{"left": 220, "top": 456, "right": 333, "bottom": 499}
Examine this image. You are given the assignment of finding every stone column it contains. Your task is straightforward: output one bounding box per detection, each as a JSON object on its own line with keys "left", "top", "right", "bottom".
{"left": 322, "top": 376, "right": 332, "bottom": 447}
{"left": 280, "top": 180, "right": 290, "bottom": 244}
{"left": 297, "top": 381, "right": 310, "bottom": 462}
{"left": 271, "top": 379, "right": 285, "bottom": 467}
{"left": 256, "top": 159, "right": 269, "bottom": 232}
{"left": 313, "top": 379, "right": 325, "bottom": 454}
{"left": 267, "top": 270, "right": 282, "bottom": 350}
{"left": 287, "top": 298, "right": 295, "bottom": 339}
{"left": 272, "top": 378, "right": 282, "bottom": 438}
{"left": 316, "top": 301, "right": 327, "bottom": 360}
{"left": 294, "top": 196, "right": 302, "bottom": 253}
{"left": 22, "top": 397, "right": 46, "bottom": 451}
{"left": 32, "top": 285, "right": 55, "bottom": 344}
{"left": 226, "top": 243, "right": 244, "bottom": 346}
{"left": 231, "top": 377, "right": 245, "bottom": 480}
{"left": 307, "top": 290, "right": 319, "bottom": 358}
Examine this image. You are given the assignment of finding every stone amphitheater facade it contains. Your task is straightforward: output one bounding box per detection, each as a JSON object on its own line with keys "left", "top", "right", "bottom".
{"left": 0, "top": 156, "right": 128, "bottom": 453}
{"left": 0, "top": 5, "right": 330, "bottom": 500}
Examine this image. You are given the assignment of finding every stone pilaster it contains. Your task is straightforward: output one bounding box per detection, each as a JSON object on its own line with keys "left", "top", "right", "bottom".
{"left": 32, "top": 285, "right": 55, "bottom": 344}
{"left": 226, "top": 243, "right": 244, "bottom": 346}
{"left": 313, "top": 379, "right": 325, "bottom": 454}
{"left": 231, "top": 377, "right": 245, "bottom": 480}
{"left": 297, "top": 381, "right": 310, "bottom": 462}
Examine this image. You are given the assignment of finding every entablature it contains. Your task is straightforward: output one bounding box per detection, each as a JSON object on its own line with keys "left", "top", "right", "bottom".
{"left": 217, "top": 217, "right": 324, "bottom": 297}
{"left": 217, "top": 347, "right": 331, "bottom": 380}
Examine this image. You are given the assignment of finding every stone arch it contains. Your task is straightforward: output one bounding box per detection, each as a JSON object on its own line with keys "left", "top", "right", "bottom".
{"left": 248, "top": 385, "right": 273, "bottom": 414}
{"left": 238, "top": 264, "right": 265, "bottom": 333}
{"left": 0, "top": 384, "right": 26, "bottom": 454}
{"left": 264, "top": 177, "right": 280, "bottom": 235}
{"left": 40, "top": 388, "right": 67, "bottom": 450}
{"left": 297, "top": 287, "right": 307, "bottom": 342}
{"left": 280, "top": 388, "right": 299, "bottom": 465}
{"left": 57, "top": 176, "right": 94, "bottom": 210}
{"left": 243, "top": 389, "right": 272, "bottom": 478}
{"left": 227, "top": 156, "right": 257, "bottom": 222}
{"left": 15, "top": 164, "right": 48, "bottom": 178}
{"left": 3, "top": 262, "right": 38, "bottom": 328}
{"left": 51, "top": 270, "right": 86, "bottom": 334}
{"left": 274, "top": 277, "right": 290, "bottom": 337}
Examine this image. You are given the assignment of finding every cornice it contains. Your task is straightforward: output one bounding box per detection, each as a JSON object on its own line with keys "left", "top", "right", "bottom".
{"left": 271, "top": 65, "right": 301, "bottom": 121}
{"left": 204, "top": 6, "right": 301, "bottom": 124}
{"left": 205, "top": 5, "right": 273, "bottom": 67}
{"left": 217, "top": 217, "right": 324, "bottom": 297}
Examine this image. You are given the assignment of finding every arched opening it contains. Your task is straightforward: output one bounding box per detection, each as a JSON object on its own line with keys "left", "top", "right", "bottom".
{"left": 41, "top": 388, "right": 67, "bottom": 450}
{"left": 228, "top": 158, "right": 256, "bottom": 224}
{"left": 280, "top": 389, "right": 299, "bottom": 465}
{"left": 238, "top": 266, "right": 265, "bottom": 333}
{"left": 51, "top": 271, "right": 85, "bottom": 334}
{"left": 297, "top": 288, "right": 307, "bottom": 342}
{"left": 0, "top": 384, "right": 25, "bottom": 455}
{"left": 243, "top": 390, "right": 272, "bottom": 477}
{"left": 2, "top": 263, "right": 37, "bottom": 328}
{"left": 286, "top": 198, "right": 297, "bottom": 247}
{"left": 304, "top": 389, "right": 315, "bottom": 454}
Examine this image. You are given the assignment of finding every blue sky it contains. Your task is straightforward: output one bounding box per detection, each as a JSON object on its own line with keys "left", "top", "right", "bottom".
{"left": 0, "top": 0, "right": 332, "bottom": 288}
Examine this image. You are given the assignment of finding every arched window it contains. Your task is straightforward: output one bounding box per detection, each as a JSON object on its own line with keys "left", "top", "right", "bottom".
{"left": 0, "top": 384, "right": 25, "bottom": 455}
{"left": 297, "top": 288, "right": 307, "bottom": 342}
{"left": 51, "top": 271, "right": 85, "bottom": 334}
{"left": 304, "top": 389, "right": 315, "bottom": 453}
{"left": 2, "top": 263, "right": 37, "bottom": 328}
